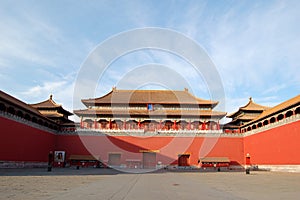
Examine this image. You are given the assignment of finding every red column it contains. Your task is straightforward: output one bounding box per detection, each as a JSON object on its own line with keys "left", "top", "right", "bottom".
{"left": 138, "top": 120, "right": 141, "bottom": 129}
{"left": 80, "top": 118, "right": 83, "bottom": 128}
{"left": 217, "top": 121, "right": 220, "bottom": 130}
{"left": 94, "top": 119, "right": 97, "bottom": 129}
{"left": 188, "top": 120, "right": 191, "bottom": 130}
{"left": 173, "top": 120, "right": 177, "bottom": 130}
{"left": 246, "top": 154, "right": 251, "bottom": 165}
{"left": 201, "top": 122, "right": 206, "bottom": 130}
{"left": 123, "top": 120, "right": 126, "bottom": 130}
{"left": 109, "top": 119, "right": 112, "bottom": 129}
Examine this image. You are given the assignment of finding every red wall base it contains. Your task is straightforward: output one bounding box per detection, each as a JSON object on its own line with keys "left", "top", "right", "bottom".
{"left": 1, "top": 115, "right": 299, "bottom": 169}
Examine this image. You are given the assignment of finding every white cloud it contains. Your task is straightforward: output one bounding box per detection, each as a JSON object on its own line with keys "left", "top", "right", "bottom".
{"left": 22, "top": 81, "right": 68, "bottom": 98}
{"left": 164, "top": 1, "right": 300, "bottom": 113}
{"left": 21, "top": 71, "right": 76, "bottom": 117}
{"left": 0, "top": 13, "right": 59, "bottom": 67}
{"left": 209, "top": 1, "right": 300, "bottom": 91}
{"left": 262, "top": 84, "right": 287, "bottom": 95}
{"left": 91, "top": 48, "right": 212, "bottom": 101}
{"left": 0, "top": 4, "right": 92, "bottom": 71}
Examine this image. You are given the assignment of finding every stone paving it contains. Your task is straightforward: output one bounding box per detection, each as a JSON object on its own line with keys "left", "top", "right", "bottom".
{"left": 0, "top": 168, "right": 300, "bottom": 200}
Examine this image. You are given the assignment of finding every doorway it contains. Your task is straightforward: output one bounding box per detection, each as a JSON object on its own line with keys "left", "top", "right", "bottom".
{"left": 108, "top": 153, "right": 121, "bottom": 166}
{"left": 178, "top": 154, "right": 190, "bottom": 166}
{"left": 142, "top": 152, "right": 156, "bottom": 169}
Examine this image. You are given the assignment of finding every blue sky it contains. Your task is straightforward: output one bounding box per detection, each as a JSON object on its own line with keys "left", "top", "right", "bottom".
{"left": 1, "top": 0, "right": 299, "bottom": 121}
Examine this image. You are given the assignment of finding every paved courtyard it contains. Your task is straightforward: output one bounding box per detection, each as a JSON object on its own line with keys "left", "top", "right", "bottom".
{"left": 0, "top": 168, "right": 300, "bottom": 200}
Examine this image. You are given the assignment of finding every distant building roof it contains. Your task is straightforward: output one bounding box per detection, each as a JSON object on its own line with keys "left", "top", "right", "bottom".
{"left": 224, "top": 114, "right": 254, "bottom": 127}
{"left": 242, "top": 94, "right": 300, "bottom": 127}
{"left": 30, "top": 95, "right": 73, "bottom": 116}
{"left": 30, "top": 94, "right": 60, "bottom": 108}
{"left": 227, "top": 97, "right": 270, "bottom": 118}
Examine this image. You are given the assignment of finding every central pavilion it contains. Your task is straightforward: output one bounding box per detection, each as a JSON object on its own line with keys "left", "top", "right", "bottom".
{"left": 74, "top": 87, "right": 226, "bottom": 132}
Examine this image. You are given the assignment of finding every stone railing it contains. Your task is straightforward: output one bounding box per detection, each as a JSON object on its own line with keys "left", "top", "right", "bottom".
{"left": 70, "top": 128, "right": 243, "bottom": 137}
{"left": 5, "top": 108, "right": 296, "bottom": 138}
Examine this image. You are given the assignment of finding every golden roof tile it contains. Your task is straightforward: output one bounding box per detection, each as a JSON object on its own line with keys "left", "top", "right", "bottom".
{"left": 227, "top": 97, "right": 269, "bottom": 118}
{"left": 30, "top": 94, "right": 61, "bottom": 108}
{"left": 82, "top": 88, "right": 218, "bottom": 107}
{"left": 39, "top": 110, "right": 64, "bottom": 118}
{"left": 30, "top": 95, "right": 73, "bottom": 116}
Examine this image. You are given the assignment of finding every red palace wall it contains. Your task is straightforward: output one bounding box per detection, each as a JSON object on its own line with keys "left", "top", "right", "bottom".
{"left": 244, "top": 120, "right": 300, "bottom": 165}
{"left": 2, "top": 112, "right": 299, "bottom": 168}
{"left": 0, "top": 117, "right": 56, "bottom": 162}
{"left": 56, "top": 134, "right": 244, "bottom": 166}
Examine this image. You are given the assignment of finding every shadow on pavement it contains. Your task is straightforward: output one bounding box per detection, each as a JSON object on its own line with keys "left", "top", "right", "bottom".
{"left": 0, "top": 166, "right": 246, "bottom": 176}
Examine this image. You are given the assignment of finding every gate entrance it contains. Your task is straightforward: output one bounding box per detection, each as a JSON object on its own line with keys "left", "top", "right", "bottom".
{"left": 178, "top": 154, "right": 190, "bottom": 166}
{"left": 142, "top": 152, "right": 156, "bottom": 169}
{"left": 108, "top": 153, "right": 121, "bottom": 166}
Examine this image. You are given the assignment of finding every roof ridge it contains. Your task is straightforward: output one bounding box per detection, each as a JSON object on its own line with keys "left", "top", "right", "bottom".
{"left": 241, "top": 97, "right": 269, "bottom": 109}
{"left": 114, "top": 89, "right": 187, "bottom": 92}
{"left": 49, "top": 94, "right": 61, "bottom": 106}
{"left": 227, "top": 97, "right": 269, "bottom": 118}
{"left": 81, "top": 88, "right": 219, "bottom": 106}
{"left": 115, "top": 88, "right": 216, "bottom": 101}
{"left": 30, "top": 95, "right": 61, "bottom": 107}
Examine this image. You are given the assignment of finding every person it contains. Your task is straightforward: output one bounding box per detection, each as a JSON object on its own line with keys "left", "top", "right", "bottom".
{"left": 48, "top": 151, "right": 53, "bottom": 172}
